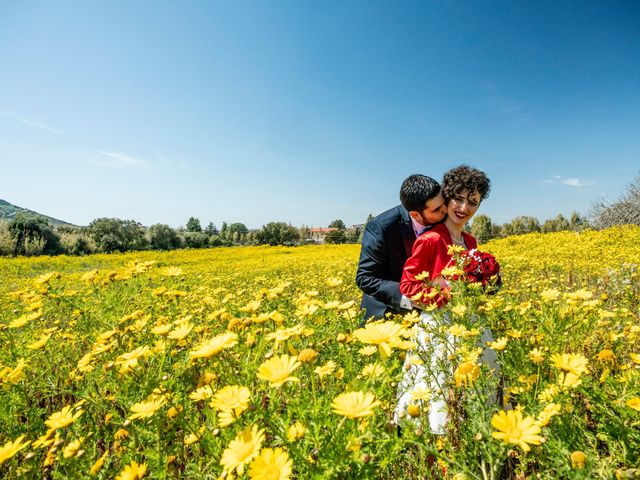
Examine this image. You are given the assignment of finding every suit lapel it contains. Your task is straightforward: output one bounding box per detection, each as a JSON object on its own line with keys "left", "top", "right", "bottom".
{"left": 399, "top": 207, "right": 415, "bottom": 258}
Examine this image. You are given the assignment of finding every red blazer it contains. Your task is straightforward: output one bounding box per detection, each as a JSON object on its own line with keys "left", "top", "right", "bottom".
{"left": 400, "top": 222, "right": 477, "bottom": 307}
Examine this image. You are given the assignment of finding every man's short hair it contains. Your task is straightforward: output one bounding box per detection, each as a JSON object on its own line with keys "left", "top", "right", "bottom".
{"left": 399, "top": 174, "right": 441, "bottom": 212}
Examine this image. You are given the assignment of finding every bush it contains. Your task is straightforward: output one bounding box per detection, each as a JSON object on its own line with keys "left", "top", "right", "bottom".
{"left": 59, "top": 231, "right": 97, "bottom": 255}
{"left": 23, "top": 234, "right": 46, "bottom": 256}
{"left": 181, "top": 231, "right": 210, "bottom": 249}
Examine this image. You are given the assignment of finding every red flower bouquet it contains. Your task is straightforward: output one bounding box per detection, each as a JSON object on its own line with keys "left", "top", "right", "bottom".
{"left": 461, "top": 249, "right": 501, "bottom": 290}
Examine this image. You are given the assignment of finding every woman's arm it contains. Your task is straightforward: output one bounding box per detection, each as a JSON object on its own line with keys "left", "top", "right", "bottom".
{"left": 400, "top": 235, "right": 449, "bottom": 307}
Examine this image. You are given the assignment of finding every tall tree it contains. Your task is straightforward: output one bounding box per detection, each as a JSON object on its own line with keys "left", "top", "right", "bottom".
{"left": 88, "top": 218, "right": 147, "bottom": 253}
{"left": 229, "top": 223, "right": 248, "bottom": 236}
{"left": 9, "top": 213, "right": 62, "bottom": 256}
{"left": 186, "top": 217, "right": 202, "bottom": 233}
{"left": 147, "top": 224, "right": 181, "bottom": 250}
{"left": 542, "top": 214, "right": 570, "bottom": 233}
{"left": 205, "top": 222, "right": 219, "bottom": 236}
{"left": 325, "top": 229, "right": 347, "bottom": 244}
{"left": 328, "top": 219, "right": 346, "bottom": 229}
{"left": 469, "top": 214, "right": 495, "bottom": 244}
{"left": 257, "top": 222, "right": 300, "bottom": 246}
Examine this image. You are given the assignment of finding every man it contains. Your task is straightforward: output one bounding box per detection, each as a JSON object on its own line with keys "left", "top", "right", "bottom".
{"left": 355, "top": 174, "right": 446, "bottom": 321}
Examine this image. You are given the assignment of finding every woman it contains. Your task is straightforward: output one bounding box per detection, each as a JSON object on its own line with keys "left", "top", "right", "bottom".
{"left": 394, "top": 165, "right": 497, "bottom": 434}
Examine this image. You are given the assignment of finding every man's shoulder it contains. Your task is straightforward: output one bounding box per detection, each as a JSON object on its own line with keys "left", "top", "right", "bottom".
{"left": 370, "top": 205, "right": 409, "bottom": 229}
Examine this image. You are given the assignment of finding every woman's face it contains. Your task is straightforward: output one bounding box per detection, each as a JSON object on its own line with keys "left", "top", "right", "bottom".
{"left": 447, "top": 189, "right": 481, "bottom": 227}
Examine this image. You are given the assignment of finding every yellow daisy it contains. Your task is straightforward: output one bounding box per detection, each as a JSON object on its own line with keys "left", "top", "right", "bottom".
{"left": 128, "top": 397, "right": 167, "bottom": 421}
{"left": 286, "top": 421, "right": 305, "bottom": 442}
{"left": 115, "top": 460, "right": 147, "bottom": 480}
{"left": 257, "top": 354, "right": 301, "bottom": 387}
{"left": 314, "top": 361, "right": 337, "bottom": 378}
{"left": 626, "top": 397, "right": 640, "bottom": 411}
{"left": 491, "top": 410, "right": 543, "bottom": 452}
{"left": 0, "top": 435, "right": 30, "bottom": 465}
{"left": 189, "top": 332, "right": 238, "bottom": 360}
{"left": 167, "top": 322, "right": 194, "bottom": 340}
{"left": 45, "top": 405, "right": 84, "bottom": 431}
{"left": 220, "top": 425, "right": 265, "bottom": 475}
{"left": 248, "top": 447, "right": 292, "bottom": 480}
{"left": 454, "top": 361, "right": 481, "bottom": 387}
{"left": 331, "top": 391, "right": 381, "bottom": 419}
{"left": 210, "top": 385, "right": 251, "bottom": 427}
{"left": 352, "top": 321, "right": 406, "bottom": 358}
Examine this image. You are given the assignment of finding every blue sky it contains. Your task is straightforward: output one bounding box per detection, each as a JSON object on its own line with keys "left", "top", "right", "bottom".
{"left": 1, "top": 1, "right": 639, "bottom": 228}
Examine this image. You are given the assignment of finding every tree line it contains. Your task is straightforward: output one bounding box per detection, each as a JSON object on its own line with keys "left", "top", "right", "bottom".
{"left": 467, "top": 211, "right": 589, "bottom": 243}
{"left": 1, "top": 173, "right": 638, "bottom": 257}
{"left": 0, "top": 215, "right": 360, "bottom": 257}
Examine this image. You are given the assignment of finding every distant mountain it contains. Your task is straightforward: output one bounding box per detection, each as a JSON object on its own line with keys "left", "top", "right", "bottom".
{"left": 0, "top": 199, "right": 78, "bottom": 227}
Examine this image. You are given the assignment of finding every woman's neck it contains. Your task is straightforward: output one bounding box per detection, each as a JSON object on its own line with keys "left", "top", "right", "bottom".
{"left": 444, "top": 218, "right": 464, "bottom": 240}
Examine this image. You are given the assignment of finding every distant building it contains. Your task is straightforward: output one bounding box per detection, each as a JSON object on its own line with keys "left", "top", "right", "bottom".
{"left": 309, "top": 227, "right": 337, "bottom": 243}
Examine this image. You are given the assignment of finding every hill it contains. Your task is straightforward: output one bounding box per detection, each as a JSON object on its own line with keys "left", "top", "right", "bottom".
{"left": 0, "top": 199, "right": 77, "bottom": 227}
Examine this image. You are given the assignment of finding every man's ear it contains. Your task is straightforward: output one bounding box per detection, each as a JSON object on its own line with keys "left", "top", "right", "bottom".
{"left": 408, "top": 211, "right": 421, "bottom": 223}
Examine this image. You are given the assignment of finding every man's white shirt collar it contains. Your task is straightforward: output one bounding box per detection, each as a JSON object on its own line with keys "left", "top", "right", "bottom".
{"left": 411, "top": 217, "right": 427, "bottom": 237}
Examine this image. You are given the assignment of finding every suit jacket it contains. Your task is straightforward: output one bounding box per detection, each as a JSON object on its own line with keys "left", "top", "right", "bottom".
{"left": 355, "top": 205, "right": 418, "bottom": 321}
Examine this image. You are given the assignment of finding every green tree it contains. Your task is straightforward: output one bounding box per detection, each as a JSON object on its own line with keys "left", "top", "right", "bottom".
{"left": 570, "top": 211, "right": 588, "bottom": 231}
{"left": 229, "top": 223, "right": 248, "bottom": 236}
{"left": 501, "top": 215, "right": 540, "bottom": 237}
{"left": 88, "top": 218, "right": 147, "bottom": 253}
{"left": 298, "top": 225, "right": 310, "bottom": 241}
{"left": 205, "top": 222, "right": 219, "bottom": 236}
{"left": 147, "top": 224, "right": 181, "bottom": 250}
{"left": 181, "top": 231, "right": 209, "bottom": 248}
{"left": 9, "top": 213, "right": 62, "bottom": 256}
{"left": 59, "top": 231, "right": 96, "bottom": 255}
{"left": 328, "top": 219, "right": 346, "bottom": 229}
{"left": 257, "top": 222, "right": 300, "bottom": 246}
{"left": 542, "top": 214, "right": 570, "bottom": 233}
{"left": 469, "top": 214, "right": 495, "bottom": 244}
{"left": 325, "top": 229, "right": 347, "bottom": 244}
{"left": 186, "top": 217, "right": 202, "bottom": 233}
{"left": 208, "top": 235, "right": 224, "bottom": 247}
{"left": 326, "top": 218, "right": 347, "bottom": 243}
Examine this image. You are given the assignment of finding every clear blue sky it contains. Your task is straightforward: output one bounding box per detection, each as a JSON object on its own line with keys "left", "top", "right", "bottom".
{"left": 1, "top": 1, "right": 639, "bottom": 228}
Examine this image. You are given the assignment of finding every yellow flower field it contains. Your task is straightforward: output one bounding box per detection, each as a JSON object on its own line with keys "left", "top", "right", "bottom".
{"left": 1, "top": 227, "right": 639, "bottom": 479}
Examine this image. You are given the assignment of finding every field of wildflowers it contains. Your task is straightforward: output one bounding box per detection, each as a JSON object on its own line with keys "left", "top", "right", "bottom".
{"left": 1, "top": 226, "right": 639, "bottom": 479}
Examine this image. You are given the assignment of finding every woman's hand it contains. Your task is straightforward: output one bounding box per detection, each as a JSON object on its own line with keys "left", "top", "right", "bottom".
{"left": 432, "top": 275, "right": 452, "bottom": 300}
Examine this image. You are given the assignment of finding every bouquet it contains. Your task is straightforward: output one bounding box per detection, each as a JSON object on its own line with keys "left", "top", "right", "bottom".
{"left": 461, "top": 249, "right": 501, "bottom": 291}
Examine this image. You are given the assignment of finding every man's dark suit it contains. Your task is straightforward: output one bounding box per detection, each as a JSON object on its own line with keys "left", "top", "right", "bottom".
{"left": 355, "top": 205, "right": 418, "bottom": 321}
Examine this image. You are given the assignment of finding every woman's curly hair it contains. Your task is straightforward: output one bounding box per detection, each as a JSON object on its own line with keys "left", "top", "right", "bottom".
{"left": 442, "top": 165, "right": 491, "bottom": 202}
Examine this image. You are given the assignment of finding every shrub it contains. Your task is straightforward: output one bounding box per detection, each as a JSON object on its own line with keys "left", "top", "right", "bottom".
{"left": 59, "top": 231, "right": 97, "bottom": 255}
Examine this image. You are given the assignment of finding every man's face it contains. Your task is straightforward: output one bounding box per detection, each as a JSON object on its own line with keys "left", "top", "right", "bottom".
{"left": 411, "top": 193, "right": 447, "bottom": 226}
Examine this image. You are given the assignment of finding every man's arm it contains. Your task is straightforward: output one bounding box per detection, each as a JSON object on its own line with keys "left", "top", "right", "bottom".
{"left": 355, "top": 220, "right": 405, "bottom": 311}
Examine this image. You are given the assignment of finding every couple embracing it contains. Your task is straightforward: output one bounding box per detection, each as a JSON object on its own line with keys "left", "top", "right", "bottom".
{"left": 355, "top": 164, "right": 498, "bottom": 434}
